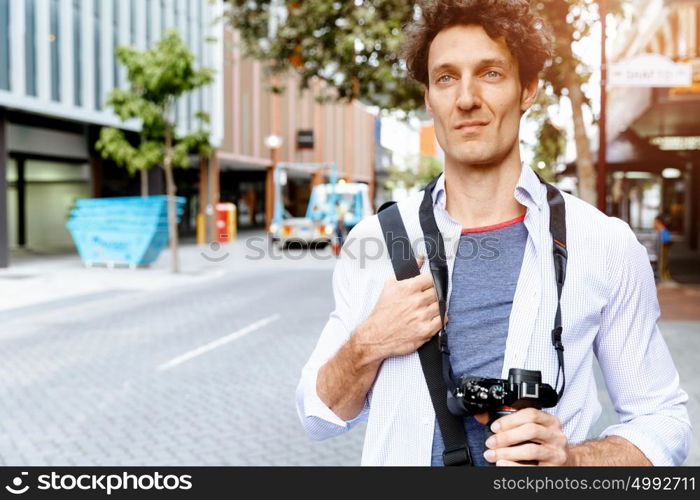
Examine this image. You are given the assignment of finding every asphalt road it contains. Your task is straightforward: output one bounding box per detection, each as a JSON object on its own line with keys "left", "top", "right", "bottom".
{"left": 0, "top": 249, "right": 696, "bottom": 465}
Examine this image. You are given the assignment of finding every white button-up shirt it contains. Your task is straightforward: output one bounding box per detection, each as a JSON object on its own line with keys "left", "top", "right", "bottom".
{"left": 295, "top": 165, "right": 692, "bottom": 466}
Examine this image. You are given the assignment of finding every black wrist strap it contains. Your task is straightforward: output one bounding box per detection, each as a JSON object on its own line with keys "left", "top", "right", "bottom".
{"left": 378, "top": 202, "right": 472, "bottom": 467}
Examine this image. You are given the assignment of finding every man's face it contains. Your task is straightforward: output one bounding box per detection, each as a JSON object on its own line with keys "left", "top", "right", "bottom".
{"left": 424, "top": 24, "right": 538, "bottom": 168}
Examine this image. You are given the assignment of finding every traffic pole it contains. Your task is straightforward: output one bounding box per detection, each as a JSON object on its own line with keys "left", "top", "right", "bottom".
{"left": 597, "top": 0, "right": 608, "bottom": 213}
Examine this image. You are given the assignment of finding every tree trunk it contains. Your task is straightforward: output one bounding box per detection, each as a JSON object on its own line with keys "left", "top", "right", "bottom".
{"left": 557, "top": 35, "right": 597, "bottom": 206}
{"left": 164, "top": 125, "right": 179, "bottom": 274}
{"left": 140, "top": 168, "right": 149, "bottom": 197}
{"left": 565, "top": 75, "right": 597, "bottom": 205}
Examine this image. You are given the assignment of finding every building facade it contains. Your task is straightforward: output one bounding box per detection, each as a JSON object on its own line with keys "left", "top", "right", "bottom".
{"left": 215, "top": 27, "right": 377, "bottom": 232}
{"left": 0, "top": 0, "right": 224, "bottom": 267}
{"left": 606, "top": 0, "right": 700, "bottom": 249}
{"left": 0, "top": 3, "right": 379, "bottom": 267}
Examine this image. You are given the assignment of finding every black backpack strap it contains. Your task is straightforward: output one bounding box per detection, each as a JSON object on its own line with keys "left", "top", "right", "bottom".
{"left": 377, "top": 202, "right": 472, "bottom": 467}
{"left": 377, "top": 200, "right": 397, "bottom": 214}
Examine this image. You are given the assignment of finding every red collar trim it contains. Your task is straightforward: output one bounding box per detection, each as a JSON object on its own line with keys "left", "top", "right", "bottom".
{"left": 461, "top": 214, "right": 526, "bottom": 234}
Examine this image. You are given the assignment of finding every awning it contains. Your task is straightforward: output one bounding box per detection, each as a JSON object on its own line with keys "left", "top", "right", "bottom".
{"left": 564, "top": 128, "right": 686, "bottom": 175}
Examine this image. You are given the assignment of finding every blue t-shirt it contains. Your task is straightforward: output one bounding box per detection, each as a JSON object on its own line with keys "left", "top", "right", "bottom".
{"left": 431, "top": 216, "right": 528, "bottom": 466}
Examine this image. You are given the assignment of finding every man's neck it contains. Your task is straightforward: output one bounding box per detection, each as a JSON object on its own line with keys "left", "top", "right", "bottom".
{"left": 443, "top": 156, "right": 526, "bottom": 229}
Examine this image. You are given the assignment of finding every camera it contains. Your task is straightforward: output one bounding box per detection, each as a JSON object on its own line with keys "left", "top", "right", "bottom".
{"left": 447, "top": 368, "right": 558, "bottom": 417}
{"left": 447, "top": 368, "right": 559, "bottom": 465}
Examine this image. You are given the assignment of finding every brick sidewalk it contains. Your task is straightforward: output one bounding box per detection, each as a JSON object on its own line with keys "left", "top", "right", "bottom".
{"left": 658, "top": 284, "right": 700, "bottom": 321}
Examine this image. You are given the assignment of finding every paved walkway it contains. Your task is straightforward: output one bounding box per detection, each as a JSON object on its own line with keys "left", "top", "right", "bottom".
{"left": 0, "top": 231, "right": 336, "bottom": 312}
{"left": 1, "top": 231, "right": 698, "bottom": 465}
{"left": 658, "top": 284, "right": 700, "bottom": 321}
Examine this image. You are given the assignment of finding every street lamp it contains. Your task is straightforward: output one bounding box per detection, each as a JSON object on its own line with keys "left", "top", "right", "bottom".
{"left": 264, "top": 134, "right": 283, "bottom": 150}
{"left": 264, "top": 134, "right": 283, "bottom": 231}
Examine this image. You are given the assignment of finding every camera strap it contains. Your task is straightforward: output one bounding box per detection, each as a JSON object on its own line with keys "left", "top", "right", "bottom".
{"left": 417, "top": 173, "right": 568, "bottom": 400}
{"left": 542, "top": 176, "right": 568, "bottom": 400}
{"left": 377, "top": 171, "right": 568, "bottom": 466}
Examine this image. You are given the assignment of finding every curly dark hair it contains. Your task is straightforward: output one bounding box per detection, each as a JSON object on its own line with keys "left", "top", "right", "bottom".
{"left": 402, "top": 0, "right": 553, "bottom": 87}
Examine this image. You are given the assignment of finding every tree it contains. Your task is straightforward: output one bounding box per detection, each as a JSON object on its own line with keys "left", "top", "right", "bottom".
{"left": 226, "top": 0, "right": 423, "bottom": 111}
{"left": 227, "top": 0, "right": 624, "bottom": 205}
{"left": 537, "top": 0, "right": 622, "bottom": 204}
{"left": 96, "top": 30, "right": 214, "bottom": 273}
{"left": 384, "top": 154, "right": 443, "bottom": 192}
{"left": 526, "top": 90, "right": 565, "bottom": 182}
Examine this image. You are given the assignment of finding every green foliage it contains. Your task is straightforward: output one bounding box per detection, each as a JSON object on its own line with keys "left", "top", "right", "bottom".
{"left": 227, "top": 0, "right": 627, "bottom": 189}
{"left": 526, "top": 90, "right": 564, "bottom": 180}
{"left": 537, "top": 0, "right": 623, "bottom": 108}
{"left": 95, "top": 128, "right": 164, "bottom": 175}
{"left": 226, "top": 0, "right": 625, "bottom": 177}
{"left": 226, "top": 0, "right": 423, "bottom": 111}
{"left": 96, "top": 30, "right": 215, "bottom": 175}
{"left": 384, "top": 154, "right": 443, "bottom": 191}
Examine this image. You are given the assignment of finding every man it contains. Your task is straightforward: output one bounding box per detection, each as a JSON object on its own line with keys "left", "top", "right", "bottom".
{"left": 295, "top": 0, "right": 691, "bottom": 466}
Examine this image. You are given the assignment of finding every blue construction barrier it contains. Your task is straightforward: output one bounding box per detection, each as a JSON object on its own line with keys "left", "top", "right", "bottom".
{"left": 66, "top": 195, "right": 186, "bottom": 267}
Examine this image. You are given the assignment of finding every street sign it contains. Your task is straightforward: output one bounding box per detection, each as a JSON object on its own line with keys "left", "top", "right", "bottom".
{"left": 297, "top": 130, "right": 314, "bottom": 150}
{"left": 609, "top": 54, "right": 692, "bottom": 87}
{"left": 650, "top": 136, "right": 700, "bottom": 151}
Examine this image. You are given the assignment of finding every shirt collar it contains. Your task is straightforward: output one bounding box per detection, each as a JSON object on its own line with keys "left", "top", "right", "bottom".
{"left": 430, "top": 164, "right": 545, "bottom": 211}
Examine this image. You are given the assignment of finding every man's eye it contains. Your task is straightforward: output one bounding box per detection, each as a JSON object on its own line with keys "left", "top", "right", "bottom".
{"left": 437, "top": 75, "right": 453, "bottom": 83}
{"left": 485, "top": 71, "right": 501, "bottom": 79}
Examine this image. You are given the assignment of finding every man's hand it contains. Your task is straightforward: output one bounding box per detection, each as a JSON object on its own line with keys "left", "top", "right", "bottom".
{"left": 317, "top": 258, "right": 443, "bottom": 421}
{"left": 354, "top": 258, "right": 443, "bottom": 362}
{"left": 476, "top": 408, "right": 571, "bottom": 466}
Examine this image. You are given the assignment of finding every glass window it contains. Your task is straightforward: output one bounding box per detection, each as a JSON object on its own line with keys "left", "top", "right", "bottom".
{"left": 186, "top": 0, "right": 192, "bottom": 131}
{"left": 160, "top": 0, "right": 166, "bottom": 33}
{"left": 50, "top": 0, "right": 60, "bottom": 101}
{"left": 94, "top": 0, "right": 101, "bottom": 109}
{"left": 146, "top": 0, "right": 152, "bottom": 46}
{"left": 73, "top": 0, "right": 82, "bottom": 105}
{"left": 186, "top": 0, "right": 191, "bottom": 45}
{"left": 197, "top": 0, "right": 204, "bottom": 121}
{"left": 25, "top": 0, "right": 37, "bottom": 96}
{"left": 112, "top": 0, "right": 118, "bottom": 88}
{"left": 0, "top": 0, "right": 10, "bottom": 90}
{"left": 174, "top": 0, "right": 180, "bottom": 34}
{"left": 130, "top": 0, "right": 136, "bottom": 45}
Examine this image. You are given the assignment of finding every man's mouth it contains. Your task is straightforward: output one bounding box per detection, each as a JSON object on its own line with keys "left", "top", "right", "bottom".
{"left": 454, "top": 120, "right": 489, "bottom": 133}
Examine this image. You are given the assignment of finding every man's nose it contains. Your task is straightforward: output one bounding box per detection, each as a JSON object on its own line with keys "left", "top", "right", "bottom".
{"left": 455, "top": 77, "right": 481, "bottom": 110}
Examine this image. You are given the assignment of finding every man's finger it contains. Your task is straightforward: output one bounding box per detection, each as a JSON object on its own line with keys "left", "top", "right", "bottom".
{"left": 490, "top": 407, "right": 556, "bottom": 433}
{"left": 418, "top": 286, "right": 439, "bottom": 306}
{"left": 487, "top": 422, "right": 552, "bottom": 449}
{"left": 496, "top": 459, "right": 533, "bottom": 467}
{"left": 485, "top": 443, "right": 543, "bottom": 465}
{"left": 408, "top": 271, "right": 435, "bottom": 292}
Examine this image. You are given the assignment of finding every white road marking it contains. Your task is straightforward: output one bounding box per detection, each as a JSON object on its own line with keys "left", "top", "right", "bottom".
{"left": 158, "top": 314, "right": 281, "bottom": 371}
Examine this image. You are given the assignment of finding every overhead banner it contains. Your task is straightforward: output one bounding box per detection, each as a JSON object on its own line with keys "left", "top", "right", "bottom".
{"left": 609, "top": 54, "right": 692, "bottom": 87}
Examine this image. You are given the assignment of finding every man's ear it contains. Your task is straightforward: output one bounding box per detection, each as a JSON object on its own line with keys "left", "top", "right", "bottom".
{"left": 424, "top": 86, "right": 433, "bottom": 116}
{"left": 520, "top": 78, "right": 539, "bottom": 113}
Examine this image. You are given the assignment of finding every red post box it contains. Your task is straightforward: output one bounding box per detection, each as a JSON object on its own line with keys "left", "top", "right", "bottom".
{"left": 215, "top": 203, "right": 236, "bottom": 243}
